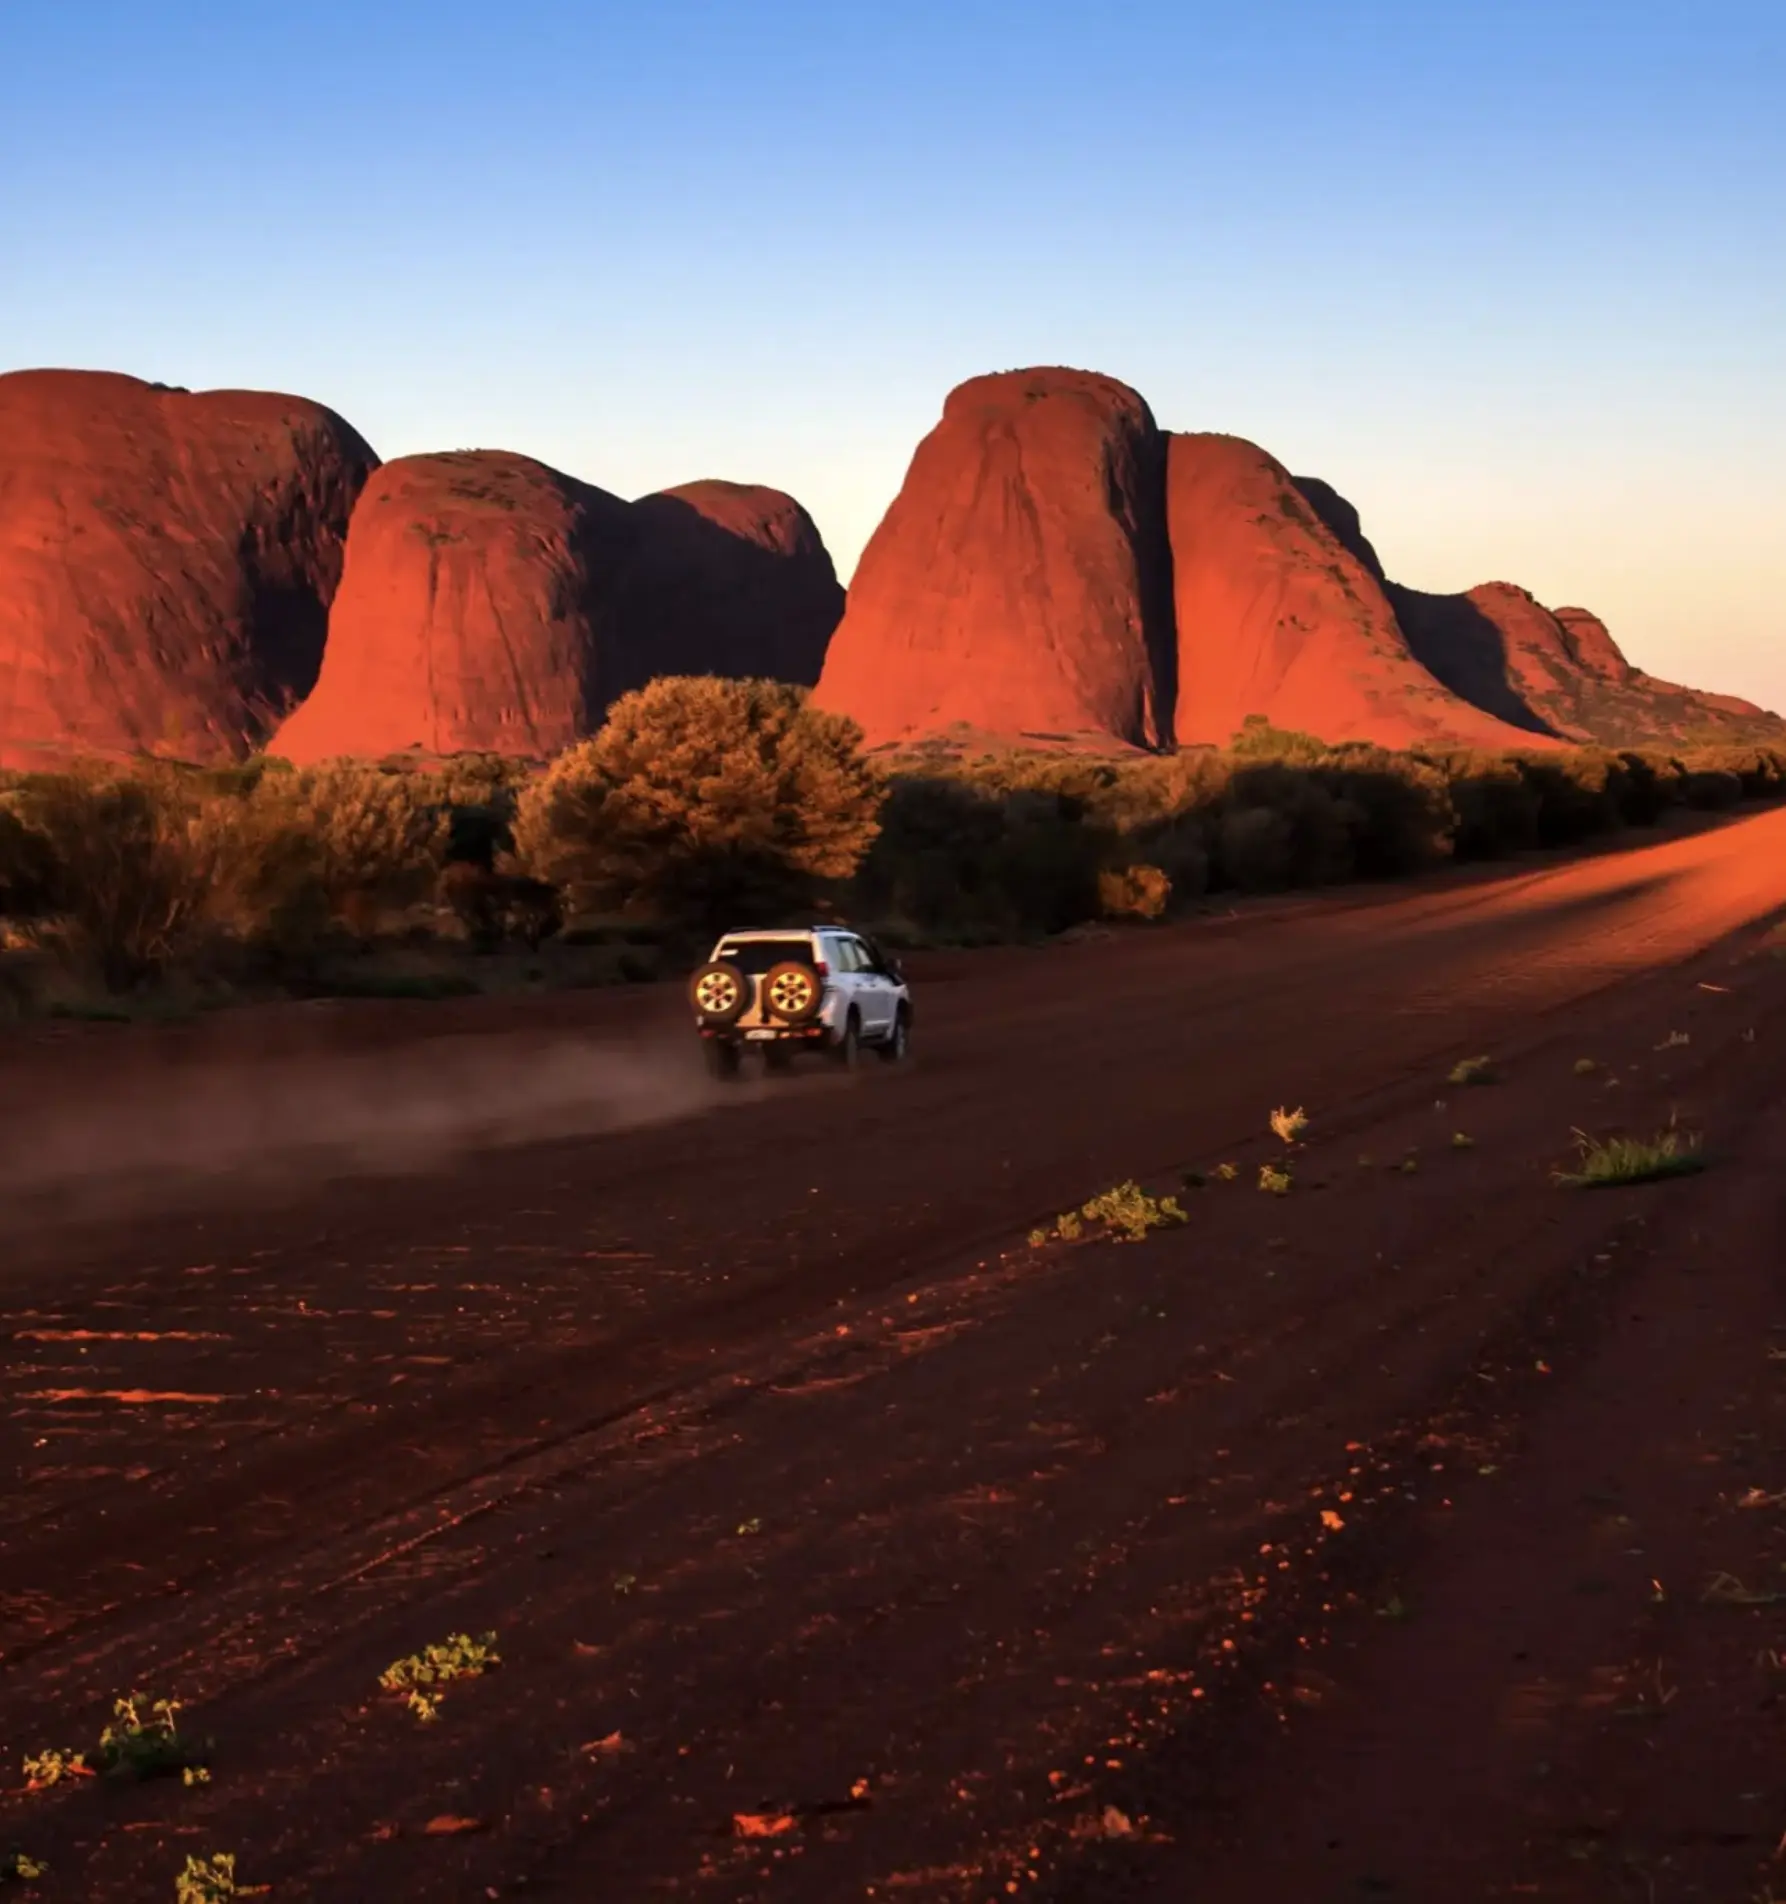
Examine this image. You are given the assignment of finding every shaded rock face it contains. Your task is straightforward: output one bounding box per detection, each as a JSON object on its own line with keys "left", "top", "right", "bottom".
{"left": 1396, "top": 581, "right": 1785, "bottom": 748}
{"left": 814, "top": 368, "right": 1176, "bottom": 750}
{"left": 1168, "top": 436, "right": 1539, "bottom": 750}
{"left": 613, "top": 480, "right": 843, "bottom": 694}
{"left": 275, "top": 458, "right": 848, "bottom": 764}
{"left": 272, "top": 452, "right": 633, "bottom": 764}
{"left": 0, "top": 368, "right": 376, "bottom": 769}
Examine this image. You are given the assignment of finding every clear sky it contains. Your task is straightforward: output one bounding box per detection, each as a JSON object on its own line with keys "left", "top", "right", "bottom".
{"left": 4, "top": 1, "right": 1782, "bottom": 708}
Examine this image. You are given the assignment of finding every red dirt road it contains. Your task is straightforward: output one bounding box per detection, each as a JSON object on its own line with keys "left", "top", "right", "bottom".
{"left": 3, "top": 809, "right": 1786, "bottom": 1900}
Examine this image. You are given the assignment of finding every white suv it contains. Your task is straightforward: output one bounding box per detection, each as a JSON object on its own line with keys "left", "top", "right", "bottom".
{"left": 688, "top": 926, "right": 913, "bottom": 1078}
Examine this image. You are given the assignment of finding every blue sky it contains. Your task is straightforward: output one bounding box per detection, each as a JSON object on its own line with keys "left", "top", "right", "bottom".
{"left": 4, "top": 1, "right": 1782, "bottom": 707}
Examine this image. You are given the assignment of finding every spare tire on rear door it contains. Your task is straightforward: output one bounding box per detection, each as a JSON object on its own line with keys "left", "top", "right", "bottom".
{"left": 763, "top": 960, "right": 822, "bottom": 1024}
{"left": 689, "top": 961, "right": 748, "bottom": 1026}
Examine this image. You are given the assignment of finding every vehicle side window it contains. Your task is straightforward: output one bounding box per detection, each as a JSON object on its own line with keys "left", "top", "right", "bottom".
{"left": 832, "top": 937, "right": 863, "bottom": 973}
{"left": 844, "top": 936, "right": 877, "bottom": 974}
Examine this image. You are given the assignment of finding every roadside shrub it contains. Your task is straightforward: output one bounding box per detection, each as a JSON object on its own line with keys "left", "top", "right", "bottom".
{"left": 438, "top": 862, "right": 562, "bottom": 951}
{"left": 1098, "top": 863, "right": 1171, "bottom": 921}
{"left": 1, "top": 770, "right": 224, "bottom": 988}
{"left": 1443, "top": 752, "right": 1542, "bottom": 858}
{"left": 1214, "top": 802, "right": 1298, "bottom": 891}
{"left": 0, "top": 804, "right": 58, "bottom": 919}
{"left": 512, "top": 677, "right": 883, "bottom": 930}
{"left": 1680, "top": 767, "right": 1743, "bottom": 810}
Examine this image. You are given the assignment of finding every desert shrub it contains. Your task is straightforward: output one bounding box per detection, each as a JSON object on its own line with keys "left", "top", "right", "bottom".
{"left": 1228, "top": 714, "right": 1330, "bottom": 763}
{"left": 0, "top": 804, "right": 58, "bottom": 919}
{"left": 1098, "top": 863, "right": 1171, "bottom": 921}
{"left": 1316, "top": 751, "right": 1455, "bottom": 875}
{"left": 437, "top": 862, "right": 562, "bottom": 951}
{"left": 1214, "top": 802, "right": 1298, "bottom": 891}
{"left": 1442, "top": 752, "right": 1543, "bottom": 858}
{"left": 1, "top": 770, "right": 225, "bottom": 988}
{"left": 1679, "top": 767, "right": 1743, "bottom": 809}
{"left": 193, "top": 765, "right": 448, "bottom": 953}
{"left": 1613, "top": 750, "right": 1679, "bottom": 824}
{"left": 512, "top": 677, "right": 882, "bottom": 929}
{"left": 1516, "top": 750, "right": 1627, "bottom": 845}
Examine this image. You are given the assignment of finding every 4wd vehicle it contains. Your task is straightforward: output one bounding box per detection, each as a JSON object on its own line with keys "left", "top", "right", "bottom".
{"left": 688, "top": 927, "right": 912, "bottom": 1079}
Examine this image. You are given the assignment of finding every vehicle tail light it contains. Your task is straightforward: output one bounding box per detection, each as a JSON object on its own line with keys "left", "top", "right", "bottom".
{"left": 813, "top": 960, "right": 828, "bottom": 977}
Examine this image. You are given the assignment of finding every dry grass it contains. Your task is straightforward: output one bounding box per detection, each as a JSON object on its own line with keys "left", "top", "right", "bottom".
{"left": 1554, "top": 1127, "right": 1705, "bottom": 1188}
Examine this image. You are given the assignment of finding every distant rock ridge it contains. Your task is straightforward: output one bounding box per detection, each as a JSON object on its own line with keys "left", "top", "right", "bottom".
{"left": 4, "top": 362, "right": 1774, "bottom": 765}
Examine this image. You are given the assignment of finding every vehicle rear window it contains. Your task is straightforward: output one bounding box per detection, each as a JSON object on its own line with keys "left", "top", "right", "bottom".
{"left": 714, "top": 938, "right": 813, "bottom": 974}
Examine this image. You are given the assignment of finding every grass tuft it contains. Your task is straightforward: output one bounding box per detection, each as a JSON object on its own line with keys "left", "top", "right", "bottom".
{"left": 1268, "top": 1105, "right": 1308, "bottom": 1144}
{"left": 175, "top": 1853, "right": 244, "bottom": 1904}
{"left": 379, "top": 1632, "right": 500, "bottom": 1722}
{"left": 1447, "top": 1056, "right": 1498, "bottom": 1086}
{"left": 1554, "top": 1126, "right": 1705, "bottom": 1189}
{"left": 1257, "top": 1163, "right": 1293, "bottom": 1196}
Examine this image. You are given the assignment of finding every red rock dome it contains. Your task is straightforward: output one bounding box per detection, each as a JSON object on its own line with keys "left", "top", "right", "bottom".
{"left": 271, "top": 452, "right": 632, "bottom": 763}
{"left": 613, "top": 480, "right": 843, "bottom": 692}
{"left": 1167, "top": 436, "right": 1538, "bottom": 749}
{"left": 0, "top": 368, "right": 375, "bottom": 768}
{"left": 813, "top": 368, "right": 1176, "bottom": 750}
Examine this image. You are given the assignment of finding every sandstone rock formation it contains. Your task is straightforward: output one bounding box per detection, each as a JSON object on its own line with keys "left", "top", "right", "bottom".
{"left": 813, "top": 368, "right": 1176, "bottom": 750}
{"left": 1166, "top": 437, "right": 1538, "bottom": 749}
{"left": 612, "top": 480, "right": 842, "bottom": 693}
{"left": 274, "top": 457, "right": 848, "bottom": 763}
{"left": 0, "top": 368, "right": 376, "bottom": 769}
{"left": 271, "top": 452, "right": 633, "bottom": 764}
{"left": 1394, "top": 581, "right": 1784, "bottom": 748}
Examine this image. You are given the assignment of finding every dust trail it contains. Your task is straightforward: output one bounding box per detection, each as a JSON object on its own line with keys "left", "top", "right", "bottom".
{"left": 0, "top": 1027, "right": 753, "bottom": 1231}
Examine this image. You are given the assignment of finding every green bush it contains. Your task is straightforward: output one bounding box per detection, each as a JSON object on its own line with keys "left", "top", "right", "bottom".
{"left": 511, "top": 677, "right": 883, "bottom": 930}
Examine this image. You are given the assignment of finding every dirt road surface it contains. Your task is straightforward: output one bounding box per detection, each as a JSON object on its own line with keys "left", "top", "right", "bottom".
{"left": 3, "top": 808, "right": 1786, "bottom": 1901}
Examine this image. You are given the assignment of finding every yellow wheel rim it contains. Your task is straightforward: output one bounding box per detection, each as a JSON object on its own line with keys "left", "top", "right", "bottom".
{"left": 767, "top": 970, "right": 814, "bottom": 1016}
{"left": 695, "top": 971, "right": 739, "bottom": 1015}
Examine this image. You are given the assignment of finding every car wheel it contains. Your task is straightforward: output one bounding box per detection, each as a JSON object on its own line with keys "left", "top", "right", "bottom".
{"left": 763, "top": 960, "right": 822, "bottom": 1024}
{"left": 689, "top": 961, "right": 747, "bottom": 1027}
{"left": 877, "top": 1008, "right": 910, "bottom": 1063}
{"left": 703, "top": 1039, "right": 741, "bottom": 1080}
{"left": 835, "top": 1011, "right": 860, "bottom": 1069}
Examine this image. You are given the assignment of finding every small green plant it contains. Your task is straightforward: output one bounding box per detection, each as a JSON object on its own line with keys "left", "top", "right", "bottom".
{"left": 379, "top": 1631, "right": 500, "bottom": 1721}
{"left": 1574, "top": 1057, "right": 1599, "bottom": 1075}
{"left": 1080, "top": 1181, "right": 1187, "bottom": 1242}
{"left": 1655, "top": 1030, "right": 1690, "bottom": 1050}
{"left": 1554, "top": 1127, "right": 1705, "bottom": 1189}
{"left": 1268, "top": 1105, "right": 1308, "bottom": 1144}
{"left": 23, "top": 1692, "right": 206, "bottom": 1789}
{"left": 175, "top": 1853, "right": 240, "bottom": 1904}
{"left": 1258, "top": 1163, "right": 1292, "bottom": 1196}
{"left": 1, "top": 1851, "right": 47, "bottom": 1884}
{"left": 21, "top": 1747, "right": 86, "bottom": 1790}
{"left": 1450, "top": 1131, "right": 1475, "bottom": 1149}
{"left": 1033, "top": 1182, "right": 1187, "bottom": 1245}
{"left": 1448, "top": 1056, "right": 1497, "bottom": 1086}
{"left": 96, "top": 1693, "right": 207, "bottom": 1781}
{"left": 1213, "top": 1162, "right": 1238, "bottom": 1182}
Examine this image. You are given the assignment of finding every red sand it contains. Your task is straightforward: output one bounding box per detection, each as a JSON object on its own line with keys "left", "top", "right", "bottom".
{"left": 2, "top": 807, "right": 1785, "bottom": 1897}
